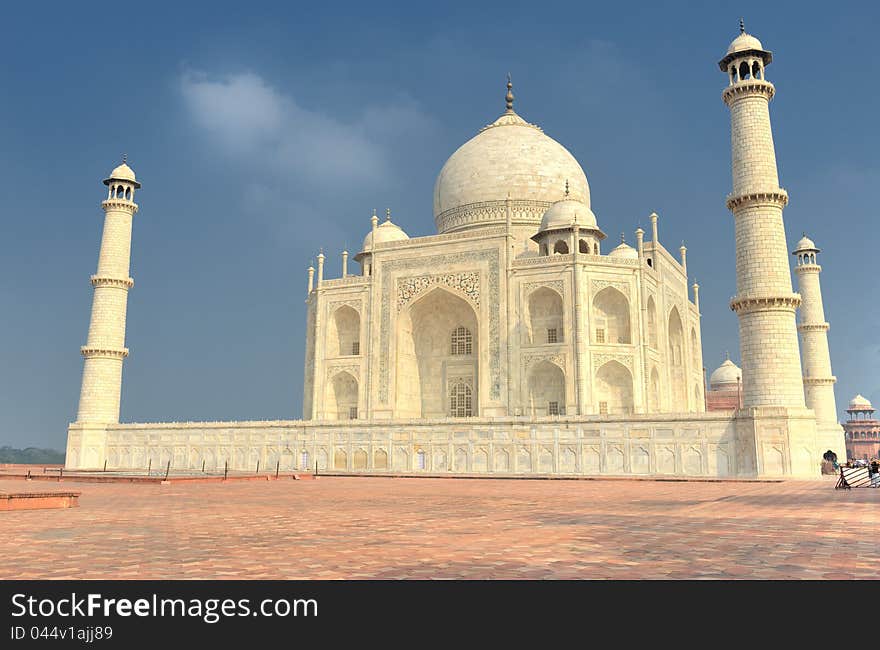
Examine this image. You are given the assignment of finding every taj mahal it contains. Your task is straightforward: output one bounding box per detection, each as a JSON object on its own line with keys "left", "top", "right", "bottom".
{"left": 66, "top": 25, "right": 846, "bottom": 477}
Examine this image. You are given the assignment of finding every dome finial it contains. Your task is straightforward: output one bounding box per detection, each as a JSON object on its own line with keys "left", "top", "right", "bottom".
{"left": 725, "top": 350, "right": 730, "bottom": 361}
{"left": 385, "top": 207, "right": 391, "bottom": 221}
{"left": 620, "top": 232, "right": 626, "bottom": 244}
{"left": 564, "top": 179, "right": 569, "bottom": 197}
{"left": 739, "top": 18, "right": 745, "bottom": 34}
{"left": 122, "top": 153, "right": 127, "bottom": 164}
{"left": 505, "top": 73, "right": 514, "bottom": 112}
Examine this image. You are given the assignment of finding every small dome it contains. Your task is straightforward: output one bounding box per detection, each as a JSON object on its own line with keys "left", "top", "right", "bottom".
{"left": 727, "top": 32, "right": 764, "bottom": 55}
{"left": 709, "top": 359, "right": 742, "bottom": 388}
{"left": 537, "top": 197, "right": 599, "bottom": 233}
{"left": 848, "top": 394, "right": 873, "bottom": 410}
{"left": 718, "top": 26, "right": 772, "bottom": 71}
{"left": 361, "top": 218, "right": 409, "bottom": 251}
{"left": 793, "top": 235, "right": 818, "bottom": 253}
{"left": 608, "top": 238, "right": 638, "bottom": 259}
{"left": 103, "top": 161, "right": 140, "bottom": 188}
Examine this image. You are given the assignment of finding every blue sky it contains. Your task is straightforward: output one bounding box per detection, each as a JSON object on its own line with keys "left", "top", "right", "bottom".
{"left": 1, "top": 1, "right": 877, "bottom": 449}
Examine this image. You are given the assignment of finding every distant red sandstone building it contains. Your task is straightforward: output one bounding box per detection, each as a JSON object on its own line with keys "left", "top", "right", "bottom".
{"left": 844, "top": 395, "right": 880, "bottom": 461}
{"left": 705, "top": 357, "right": 743, "bottom": 411}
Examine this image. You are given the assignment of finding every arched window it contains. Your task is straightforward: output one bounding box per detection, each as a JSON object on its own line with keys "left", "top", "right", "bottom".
{"left": 579, "top": 239, "right": 589, "bottom": 254}
{"left": 553, "top": 240, "right": 569, "bottom": 254}
{"left": 326, "top": 371, "right": 358, "bottom": 421}
{"left": 752, "top": 61, "right": 761, "bottom": 79}
{"left": 329, "top": 305, "right": 360, "bottom": 357}
{"left": 527, "top": 361, "right": 565, "bottom": 417}
{"left": 527, "top": 287, "right": 563, "bottom": 344}
{"left": 450, "top": 326, "right": 473, "bottom": 355}
{"left": 449, "top": 382, "right": 473, "bottom": 417}
{"left": 739, "top": 61, "right": 750, "bottom": 80}
{"left": 646, "top": 296, "right": 658, "bottom": 349}
{"left": 125, "top": 187, "right": 131, "bottom": 199}
{"left": 116, "top": 185, "right": 125, "bottom": 198}
{"left": 646, "top": 257, "right": 653, "bottom": 267}
{"left": 593, "top": 287, "right": 631, "bottom": 344}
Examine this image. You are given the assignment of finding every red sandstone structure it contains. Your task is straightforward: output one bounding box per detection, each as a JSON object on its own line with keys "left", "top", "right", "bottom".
{"left": 843, "top": 395, "right": 879, "bottom": 461}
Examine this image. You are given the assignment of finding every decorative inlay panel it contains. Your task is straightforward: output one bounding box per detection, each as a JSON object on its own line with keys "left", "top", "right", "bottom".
{"left": 397, "top": 272, "right": 480, "bottom": 311}
{"left": 327, "top": 299, "right": 362, "bottom": 314}
{"left": 522, "top": 353, "right": 565, "bottom": 372}
{"left": 523, "top": 280, "right": 564, "bottom": 298}
{"left": 592, "top": 353, "right": 633, "bottom": 372}
{"left": 592, "top": 279, "right": 630, "bottom": 297}
{"left": 326, "top": 364, "right": 360, "bottom": 380}
{"left": 435, "top": 199, "right": 552, "bottom": 234}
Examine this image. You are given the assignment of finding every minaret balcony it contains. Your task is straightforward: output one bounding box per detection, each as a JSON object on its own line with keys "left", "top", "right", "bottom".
{"left": 730, "top": 293, "right": 801, "bottom": 314}
{"left": 722, "top": 79, "right": 775, "bottom": 104}
{"left": 726, "top": 188, "right": 788, "bottom": 210}
{"left": 101, "top": 198, "right": 139, "bottom": 213}
{"left": 90, "top": 275, "right": 134, "bottom": 289}
{"left": 80, "top": 346, "right": 129, "bottom": 359}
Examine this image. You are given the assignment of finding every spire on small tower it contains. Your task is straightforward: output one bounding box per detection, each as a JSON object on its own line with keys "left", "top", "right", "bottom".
{"left": 122, "top": 153, "right": 127, "bottom": 164}
{"left": 739, "top": 18, "right": 745, "bottom": 34}
{"left": 505, "top": 73, "right": 514, "bottom": 113}
{"left": 564, "top": 179, "right": 570, "bottom": 197}
{"left": 385, "top": 208, "right": 391, "bottom": 222}
{"left": 620, "top": 232, "right": 626, "bottom": 244}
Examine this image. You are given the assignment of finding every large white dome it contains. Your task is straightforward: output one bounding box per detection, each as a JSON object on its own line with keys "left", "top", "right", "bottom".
{"left": 432, "top": 108, "right": 589, "bottom": 234}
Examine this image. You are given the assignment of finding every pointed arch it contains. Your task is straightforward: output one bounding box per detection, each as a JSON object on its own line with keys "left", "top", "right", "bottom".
{"left": 595, "top": 360, "right": 634, "bottom": 415}
{"left": 325, "top": 370, "right": 358, "bottom": 420}
{"left": 327, "top": 305, "right": 360, "bottom": 357}
{"left": 593, "top": 286, "right": 631, "bottom": 344}
{"left": 648, "top": 366, "right": 660, "bottom": 413}
{"left": 553, "top": 240, "right": 569, "bottom": 254}
{"left": 527, "top": 360, "right": 565, "bottom": 416}
{"left": 668, "top": 307, "right": 684, "bottom": 366}
{"left": 667, "top": 307, "right": 686, "bottom": 410}
{"left": 646, "top": 295, "right": 658, "bottom": 348}
{"left": 526, "top": 286, "right": 563, "bottom": 345}
{"left": 395, "top": 287, "right": 478, "bottom": 418}
{"left": 690, "top": 326, "right": 699, "bottom": 368}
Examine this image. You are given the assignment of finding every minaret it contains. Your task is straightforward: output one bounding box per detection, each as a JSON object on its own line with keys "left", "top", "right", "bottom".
{"left": 792, "top": 235, "right": 838, "bottom": 425}
{"left": 719, "top": 22, "right": 805, "bottom": 409}
{"left": 76, "top": 159, "right": 140, "bottom": 425}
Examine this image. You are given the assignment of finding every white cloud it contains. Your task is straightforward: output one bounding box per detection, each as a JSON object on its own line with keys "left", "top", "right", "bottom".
{"left": 180, "top": 70, "right": 437, "bottom": 191}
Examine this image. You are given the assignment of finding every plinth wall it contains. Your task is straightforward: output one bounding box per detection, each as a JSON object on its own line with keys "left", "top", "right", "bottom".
{"left": 67, "top": 409, "right": 829, "bottom": 478}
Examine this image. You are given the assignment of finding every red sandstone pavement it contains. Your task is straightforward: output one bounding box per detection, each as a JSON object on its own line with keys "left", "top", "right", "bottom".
{"left": 1, "top": 477, "right": 877, "bottom": 579}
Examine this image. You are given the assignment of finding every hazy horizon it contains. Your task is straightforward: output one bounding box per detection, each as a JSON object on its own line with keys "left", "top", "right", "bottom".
{"left": 1, "top": 1, "right": 877, "bottom": 448}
